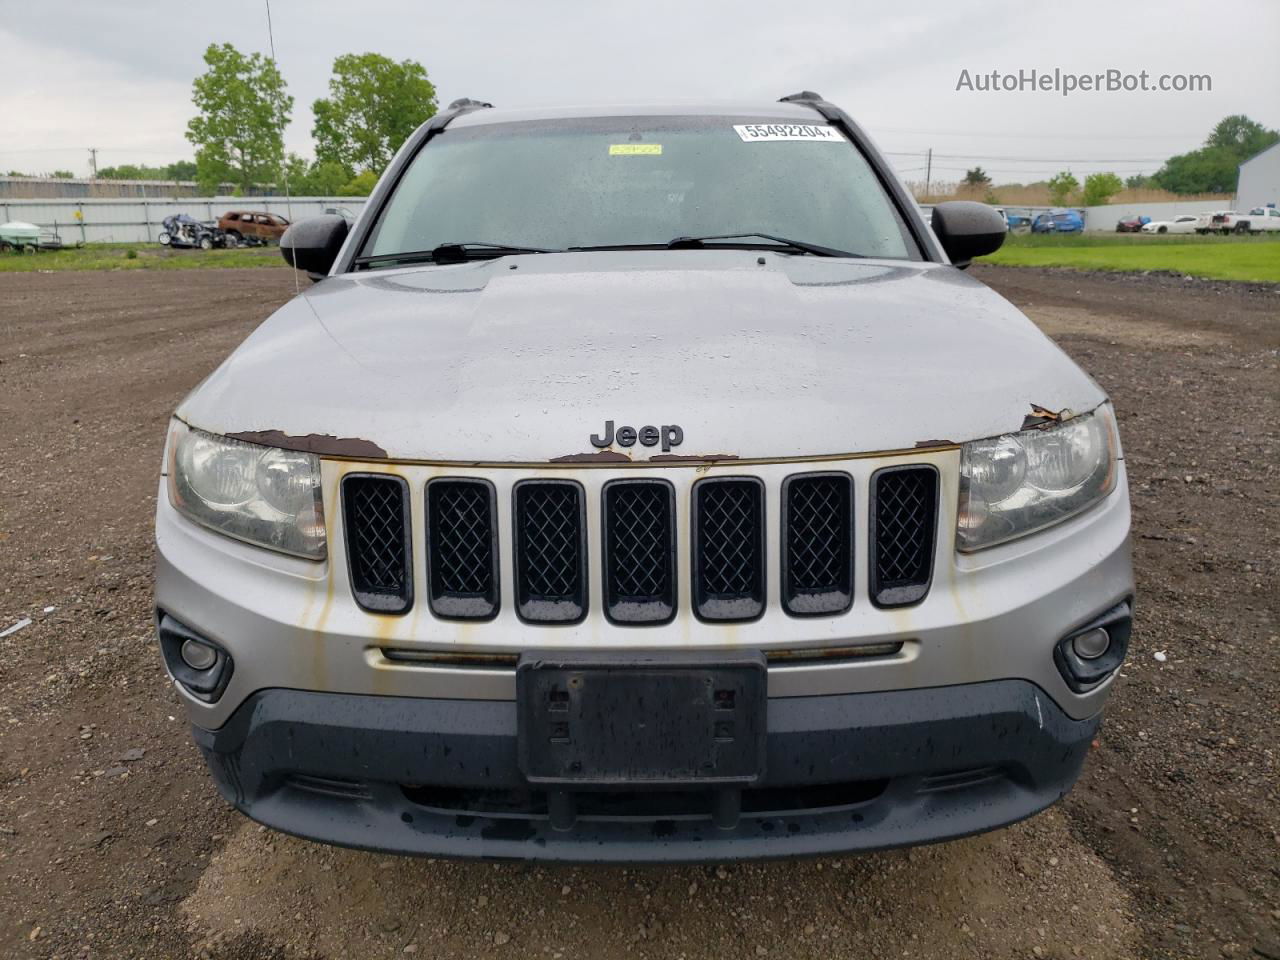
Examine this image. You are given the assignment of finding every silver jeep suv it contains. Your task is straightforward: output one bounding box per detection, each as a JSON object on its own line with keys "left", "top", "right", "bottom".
{"left": 154, "top": 92, "right": 1133, "bottom": 862}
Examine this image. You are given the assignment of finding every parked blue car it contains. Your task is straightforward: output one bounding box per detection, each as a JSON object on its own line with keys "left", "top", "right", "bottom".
{"left": 1032, "top": 210, "right": 1085, "bottom": 234}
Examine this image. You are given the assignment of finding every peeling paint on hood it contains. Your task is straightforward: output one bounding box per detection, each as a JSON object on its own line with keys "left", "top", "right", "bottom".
{"left": 175, "top": 250, "right": 1105, "bottom": 462}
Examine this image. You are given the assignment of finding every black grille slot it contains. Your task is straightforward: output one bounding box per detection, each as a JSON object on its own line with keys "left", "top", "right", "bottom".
{"left": 603, "top": 480, "right": 676, "bottom": 624}
{"left": 513, "top": 480, "right": 587, "bottom": 623}
{"left": 782, "top": 472, "right": 854, "bottom": 616}
{"left": 342, "top": 474, "right": 412, "bottom": 614}
{"left": 692, "top": 477, "right": 765, "bottom": 621}
{"left": 870, "top": 465, "right": 938, "bottom": 607}
{"left": 426, "top": 479, "right": 499, "bottom": 620}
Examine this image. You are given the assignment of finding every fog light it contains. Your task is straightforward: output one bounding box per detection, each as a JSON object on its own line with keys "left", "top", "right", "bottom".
{"left": 180, "top": 638, "right": 218, "bottom": 671}
{"left": 1071, "top": 627, "right": 1111, "bottom": 660}
{"left": 1054, "top": 601, "right": 1132, "bottom": 693}
{"left": 157, "top": 612, "right": 233, "bottom": 702}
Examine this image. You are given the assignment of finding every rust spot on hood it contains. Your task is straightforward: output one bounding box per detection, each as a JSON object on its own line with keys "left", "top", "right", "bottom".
{"left": 648, "top": 453, "right": 741, "bottom": 463}
{"left": 1021, "top": 404, "right": 1073, "bottom": 432}
{"left": 913, "top": 439, "right": 955, "bottom": 449}
{"left": 226, "top": 429, "right": 388, "bottom": 459}
{"left": 549, "top": 450, "right": 632, "bottom": 463}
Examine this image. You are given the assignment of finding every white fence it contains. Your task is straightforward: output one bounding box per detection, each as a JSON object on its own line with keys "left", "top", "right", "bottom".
{"left": 0, "top": 196, "right": 368, "bottom": 244}
{"left": 1081, "top": 199, "right": 1228, "bottom": 231}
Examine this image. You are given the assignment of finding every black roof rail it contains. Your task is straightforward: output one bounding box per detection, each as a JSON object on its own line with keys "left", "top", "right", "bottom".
{"left": 778, "top": 91, "right": 824, "bottom": 103}
{"left": 447, "top": 98, "right": 493, "bottom": 111}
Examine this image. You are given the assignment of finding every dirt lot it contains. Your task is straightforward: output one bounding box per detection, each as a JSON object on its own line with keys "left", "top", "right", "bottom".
{"left": 1, "top": 265, "right": 1276, "bottom": 959}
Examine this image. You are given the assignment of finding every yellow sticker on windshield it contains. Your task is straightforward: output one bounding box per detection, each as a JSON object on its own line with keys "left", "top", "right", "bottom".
{"left": 609, "top": 144, "right": 662, "bottom": 155}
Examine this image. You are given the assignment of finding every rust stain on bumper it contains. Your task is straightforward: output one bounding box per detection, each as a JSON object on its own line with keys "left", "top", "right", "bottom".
{"left": 549, "top": 450, "right": 632, "bottom": 464}
{"left": 226, "top": 429, "right": 389, "bottom": 459}
{"left": 1021, "top": 404, "right": 1073, "bottom": 432}
{"left": 648, "top": 452, "right": 741, "bottom": 463}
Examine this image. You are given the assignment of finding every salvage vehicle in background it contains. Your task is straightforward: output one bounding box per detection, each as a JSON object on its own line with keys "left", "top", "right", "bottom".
{"left": 1033, "top": 209, "right": 1084, "bottom": 233}
{"left": 1114, "top": 214, "right": 1150, "bottom": 233}
{"left": 158, "top": 214, "right": 231, "bottom": 250}
{"left": 218, "top": 210, "right": 290, "bottom": 245}
{"left": 0, "top": 220, "right": 79, "bottom": 252}
{"left": 1003, "top": 210, "right": 1033, "bottom": 232}
{"left": 156, "top": 93, "right": 1133, "bottom": 863}
{"left": 1141, "top": 215, "right": 1198, "bottom": 235}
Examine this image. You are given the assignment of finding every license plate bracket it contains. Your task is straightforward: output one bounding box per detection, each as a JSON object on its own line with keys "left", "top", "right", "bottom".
{"left": 517, "top": 651, "right": 766, "bottom": 786}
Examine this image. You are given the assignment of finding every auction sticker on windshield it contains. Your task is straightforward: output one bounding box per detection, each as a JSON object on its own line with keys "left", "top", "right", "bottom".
{"left": 733, "top": 124, "right": 842, "bottom": 142}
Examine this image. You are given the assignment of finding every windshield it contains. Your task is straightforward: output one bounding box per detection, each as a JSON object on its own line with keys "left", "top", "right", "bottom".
{"left": 360, "top": 116, "right": 918, "bottom": 263}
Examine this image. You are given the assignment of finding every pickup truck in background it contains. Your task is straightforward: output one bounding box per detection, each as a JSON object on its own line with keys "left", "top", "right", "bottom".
{"left": 1195, "top": 208, "right": 1280, "bottom": 234}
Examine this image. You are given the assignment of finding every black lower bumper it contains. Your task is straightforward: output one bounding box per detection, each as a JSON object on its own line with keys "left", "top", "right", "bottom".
{"left": 192, "top": 679, "right": 1099, "bottom": 863}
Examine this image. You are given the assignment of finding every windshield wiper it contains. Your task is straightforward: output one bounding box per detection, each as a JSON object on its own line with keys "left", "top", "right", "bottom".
{"left": 665, "top": 233, "right": 858, "bottom": 258}
{"left": 353, "top": 241, "right": 561, "bottom": 269}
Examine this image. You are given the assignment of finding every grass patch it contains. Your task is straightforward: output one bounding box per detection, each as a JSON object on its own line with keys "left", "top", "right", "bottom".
{"left": 0, "top": 242, "right": 287, "bottom": 273}
{"left": 980, "top": 232, "right": 1280, "bottom": 283}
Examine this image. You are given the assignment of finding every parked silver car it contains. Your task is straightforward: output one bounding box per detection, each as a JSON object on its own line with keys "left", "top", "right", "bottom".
{"left": 155, "top": 93, "right": 1133, "bottom": 862}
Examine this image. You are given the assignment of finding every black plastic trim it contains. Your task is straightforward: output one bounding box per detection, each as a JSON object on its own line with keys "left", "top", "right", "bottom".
{"left": 512, "top": 479, "right": 588, "bottom": 625}
{"left": 780, "top": 471, "right": 855, "bottom": 617}
{"left": 601, "top": 479, "right": 678, "bottom": 626}
{"left": 425, "top": 477, "right": 500, "bottom": 622}
{"left": 868, "top": 464, "right": 939, "bottom": 609}
{"left": 190, "top": 678, "right": 1101, "bottom": 863}
{"left": 691, "top": 476, "right": 767, "bottom": 623}
{"left": 341, "top": 473, "right": 414, "bottom": 615}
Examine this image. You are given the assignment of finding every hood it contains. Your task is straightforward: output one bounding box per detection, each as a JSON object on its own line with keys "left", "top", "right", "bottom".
{"left": 178, "top": 250, "right": 1104, "bottom": 462}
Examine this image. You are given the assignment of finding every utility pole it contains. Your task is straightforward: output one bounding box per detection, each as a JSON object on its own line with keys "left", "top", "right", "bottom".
{"left": 88, "top": 148, "right": 98, "bottom": 178}
{"left": 924, "top": 148, "right": 932, "bottom": 197}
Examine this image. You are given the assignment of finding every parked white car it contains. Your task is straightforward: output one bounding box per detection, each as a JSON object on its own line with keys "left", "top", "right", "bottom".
{"left": 1141, "top": 215, "right": 1198, "bottom": 235}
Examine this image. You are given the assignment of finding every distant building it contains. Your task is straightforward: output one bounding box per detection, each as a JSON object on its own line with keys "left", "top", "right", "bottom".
{"left": 0, "top": 176, "right": 274, "bottom": 200}
{"left": 1236, "top": 141, "right": 1280, "bottom": 212}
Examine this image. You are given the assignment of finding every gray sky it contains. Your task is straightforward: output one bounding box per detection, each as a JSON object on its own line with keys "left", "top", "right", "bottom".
{"left": 2, "top": 0, "right": 1277, "bottom": 185}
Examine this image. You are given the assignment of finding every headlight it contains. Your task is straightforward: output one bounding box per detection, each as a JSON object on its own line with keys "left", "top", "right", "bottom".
{"left": 165, "top": 420, "right": 326, "bottom": 559}
{"left": 957, "top": 404, "right": 1119, "bottom": 552}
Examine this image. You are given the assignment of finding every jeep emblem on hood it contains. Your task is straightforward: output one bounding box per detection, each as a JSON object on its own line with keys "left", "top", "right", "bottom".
{"left": 591, "top": 420, "right": 683, "bottom": 452}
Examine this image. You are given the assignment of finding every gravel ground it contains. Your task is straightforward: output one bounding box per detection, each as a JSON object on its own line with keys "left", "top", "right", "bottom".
{"left": 0, "top": 265, "right": 1276, "bottom": 959}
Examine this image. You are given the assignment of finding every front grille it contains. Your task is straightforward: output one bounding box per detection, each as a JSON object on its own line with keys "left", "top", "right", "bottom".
{"left": 870, "top": 465, "right": 939, "bottom": 607}
{"left": 692, "top": 477, "right": 765, "bottom": 621}
{"left": 341, "top": 474, "right": 412, "bottom": 613}
{"left": 513, "top": 480, "right": 587, "bottom": 623}
{"left": 602, "top": 480, "right": 676, "bottom": 624}
{"left": 781, "top": 472, "right": 854, "bottom": 616}
{"left": 341, "top": 460, "right": 942, "bottom": 623}
{"left": 426, "top": 479, "right": 499, "bottom": 620}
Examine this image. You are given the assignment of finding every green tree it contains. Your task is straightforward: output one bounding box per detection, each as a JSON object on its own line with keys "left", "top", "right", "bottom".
{"left": 1153, "top": 147, "right": 1239, "bottom": 194}
{"left": 50, "top": 169, "right": 75, "bottom": 179}
{"left": 1152, "top": 114, "right": 1279, "bottom": 194}
{"left": 1046, "top": 171, "right": 1079, "bottom": 206}
{"left": 962, "top": 166, "right": 991, "bottom": 187}
{"left": 1205, "top": 114, "right": 1279, "bottom": 158}
{"left": 337, "top": 169, "right": 379, "bottom": 197}
{"left": 99, "top": 161, "right": 199, "bottom": 181}
{"left": 1124, "top": 173, "right": 1153, "bottom": 189}
{"left": 186, "top": 43, "right": 293, "bottom": 194}
{"left": 312, "top": 53, "right": 437, "bottom": 175}
{"left": 166, "top": 160, "right": 198, "bottom": 181}
{"left": 283, "top": 153, "right": 351, "bottom": 196}
{"left": 1081, "top": 172, "right": 1124, "bottom": 206}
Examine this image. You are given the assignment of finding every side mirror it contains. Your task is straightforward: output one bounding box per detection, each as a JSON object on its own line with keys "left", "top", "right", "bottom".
{"left": 930, "top": 201, "right": 1006, "bottom": 269}
{"left": 280, "top": 215, "right": 349, "bottom": 279}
